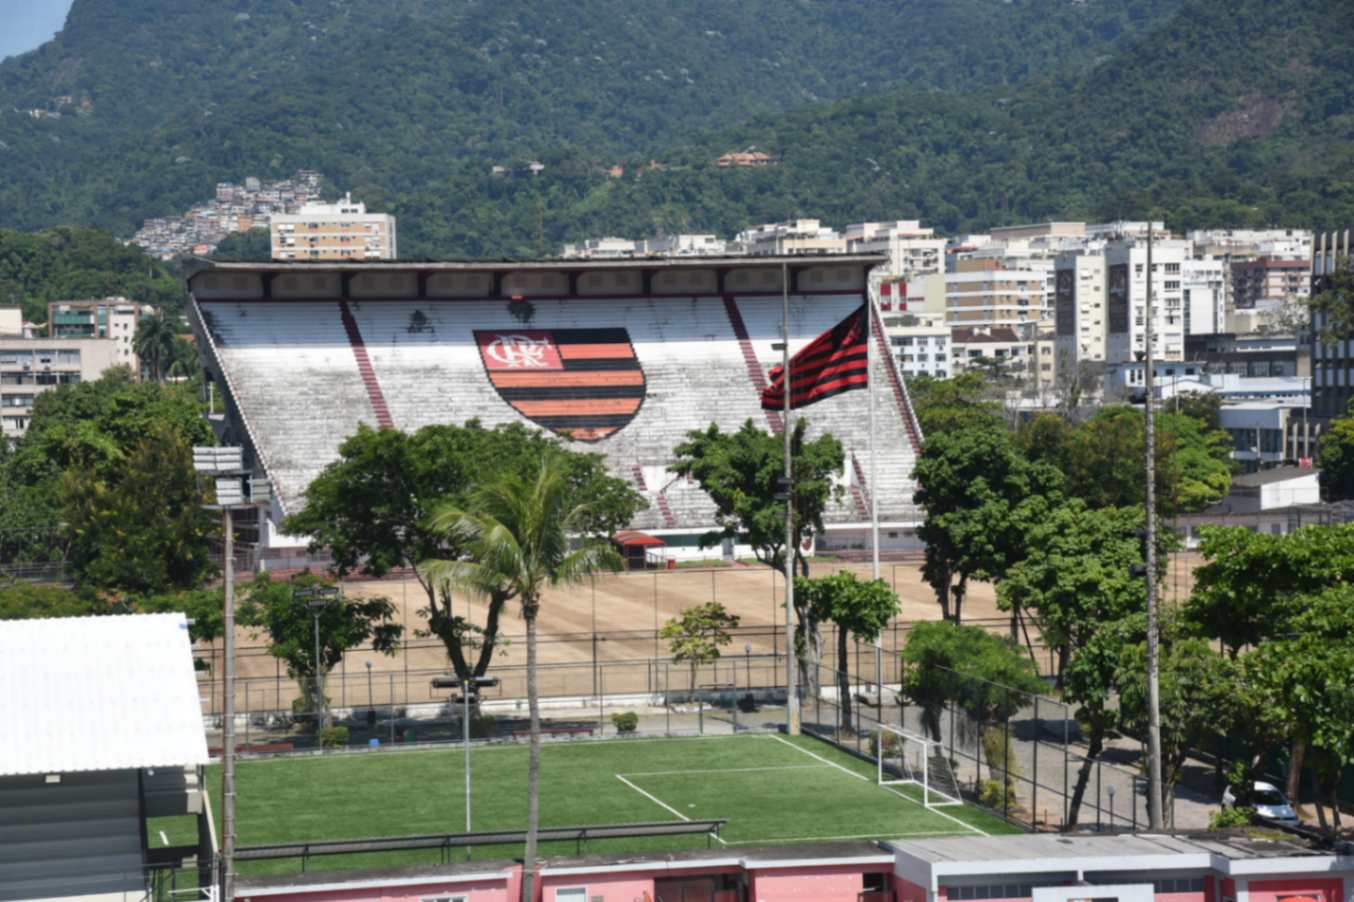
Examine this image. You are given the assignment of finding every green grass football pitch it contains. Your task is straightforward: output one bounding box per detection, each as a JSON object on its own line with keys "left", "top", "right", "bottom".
{"left": 173, "top": 733, "right": 1017, "bottom": 875}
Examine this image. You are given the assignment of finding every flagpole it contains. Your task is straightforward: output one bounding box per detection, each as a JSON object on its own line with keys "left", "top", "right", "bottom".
{"left": 783, "top": 260, "right": 800, "bottom": 736}
{"left": 868, "top": 281, "right": 882, "bottom": 694}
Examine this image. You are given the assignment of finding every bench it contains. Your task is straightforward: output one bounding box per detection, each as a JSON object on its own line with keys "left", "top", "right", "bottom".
{"left": 511, "top": 725, "right": 596, "bottom": 739}
{"left": 208, "top": 741, "right": 295, "bottom": 756}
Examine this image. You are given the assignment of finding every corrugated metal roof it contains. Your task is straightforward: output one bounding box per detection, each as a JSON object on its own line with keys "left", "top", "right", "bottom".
{"left": 0, "top": 613, "right": 209, "bottom": 777}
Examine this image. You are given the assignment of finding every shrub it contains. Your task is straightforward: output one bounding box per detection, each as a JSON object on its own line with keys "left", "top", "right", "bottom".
{"left": 1209, "top": 806, "right": 1255, "bottom": 830}
{"left": 611, "top": 711, "right": 639, "bottom": 733}
{"left": 981, "top": 725, "right": 1021, "bottom": 781}
{"left": 874, "top": 729, "right": 902, "bottom": 757}
{"left": 978, "top": 778, "right": 1016, "bottom": 811}
{"left": 319, "top": 725, "right": 349, "bottom": 748}
{"left": 469, "top": 714, "right": 496, "bottom": 739}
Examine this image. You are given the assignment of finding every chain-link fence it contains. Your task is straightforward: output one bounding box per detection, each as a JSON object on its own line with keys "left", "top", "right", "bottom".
{"left": 800, "top": 663, "right": 1163, "bottom": 833}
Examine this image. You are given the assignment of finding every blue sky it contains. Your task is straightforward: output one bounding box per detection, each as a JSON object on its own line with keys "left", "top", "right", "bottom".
{"left": 0, "top": 0, "right": 74, "bottom": 61}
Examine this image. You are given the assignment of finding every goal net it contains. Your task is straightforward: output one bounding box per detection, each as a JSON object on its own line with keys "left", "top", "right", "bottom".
{"left": 876, "top": 725, "right": 964, "bottom": 808}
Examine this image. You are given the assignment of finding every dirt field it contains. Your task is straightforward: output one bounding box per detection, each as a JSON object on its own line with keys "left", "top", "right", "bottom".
{"left": 205, "top": 552, "right": 1203, "bottom": 714}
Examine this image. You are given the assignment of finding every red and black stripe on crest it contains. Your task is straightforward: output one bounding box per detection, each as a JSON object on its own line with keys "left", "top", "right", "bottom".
{"left": 475, "top": 328, "right": 645, "bottom": 442}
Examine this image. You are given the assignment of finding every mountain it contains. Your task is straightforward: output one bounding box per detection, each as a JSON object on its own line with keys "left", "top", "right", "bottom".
{"left": 371, "top": 0, "right": 1354, "bottom": 255}
{"left": 0, "top": 0, "right": 1184, "bottom": 237}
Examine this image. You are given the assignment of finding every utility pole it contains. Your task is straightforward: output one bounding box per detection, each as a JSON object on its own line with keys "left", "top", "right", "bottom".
{"left": 193, "top": 447, "right": 270, "bottom": 902}
{"left": 782, "top": 260, "right": 800, "bottom": 736}
{"left": 1143, "top": 224, "right": 1165, "bottom": 830}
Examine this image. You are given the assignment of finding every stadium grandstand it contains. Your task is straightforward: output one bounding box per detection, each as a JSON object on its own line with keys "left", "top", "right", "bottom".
{"left": 187, "top": 257, "right": 922, "bottom": 559}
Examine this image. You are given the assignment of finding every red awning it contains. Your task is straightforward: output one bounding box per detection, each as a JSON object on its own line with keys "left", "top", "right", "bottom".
{"left": 612, "top": 530, "right": 665, "bottom": 547}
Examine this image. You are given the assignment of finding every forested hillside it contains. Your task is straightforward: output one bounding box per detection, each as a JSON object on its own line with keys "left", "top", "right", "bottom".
{"left": 0, "top": 0, "right": 1182, "bottom": 238}
{"left": 2, "top": 0, "right": 1350, "bottom": 258}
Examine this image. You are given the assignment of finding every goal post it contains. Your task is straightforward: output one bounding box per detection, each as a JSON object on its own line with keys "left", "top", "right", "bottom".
{"left": 875, "top": 725, "right": 963, "bottom": 809}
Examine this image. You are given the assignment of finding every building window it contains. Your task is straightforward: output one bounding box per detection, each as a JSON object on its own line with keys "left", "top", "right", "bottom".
{"left": 1152, "top": 878, "right": 1206, "bottom": 893}
{"left": 419, "top": 896, "right": 467, "bottom": 902}
{"left": 555, "top": 890, "right": 588, "bottom": 902}
{"left": 945, "top": 884, "right": 1035, "bottom": 900}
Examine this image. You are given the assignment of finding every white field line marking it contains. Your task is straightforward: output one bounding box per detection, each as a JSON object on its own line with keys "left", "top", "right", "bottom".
{"left": 723, "top": 830, "right": 970, "bottom": 846}
{"left": 621, "top": 764, "right": 829, "bottom": 777}
{"left": 159, "top": 830, "right": 170, "bottom": 847}
{"left": 614, "top": 773, "right": 728, "bottom": 846}
{"left": 769, "top": 735, "right": 986, "bottom": 837}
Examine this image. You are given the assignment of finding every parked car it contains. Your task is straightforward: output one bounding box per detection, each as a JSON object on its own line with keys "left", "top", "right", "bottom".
{"left": 1222, "top": 780, "right": 1300, "bottom": 825}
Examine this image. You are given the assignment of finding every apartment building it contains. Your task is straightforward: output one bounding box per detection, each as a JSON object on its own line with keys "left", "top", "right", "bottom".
{"left": 270, "top": 193, "right": 397, "bottom": 261}
{"left": 559, "top": 237, "right": 642, "bottom": 258}
{"left": 1054, "top": 251, "right": 1108, "bottom": 365}
{"left": 0, "top": 339, "right": 122, "bottom": 439}
{"left": 951, "top": 326, "right": 1033, "bottom": 377}
{"left": 886, "top": 323, "right": 952, "bottom": 379}
{"left": 46, "top": 298, "right": 148, "bottom": 371}
{"left": 1105, "top": 240, "right": 1188, "bottom": 363}
{"left": 735, "top": 219, "right": 847, "bottom": 255}
{"left": 945, "top": 258, "right": 1049, "bottom": 338}
{"left": 1311, "top": 229, "right": 1354, "bottom": 420}
{"left": 1231, "top": 256, "right": 1311, "bottom": 308}
{"left": 1181, "top": 258, "right": 1226, "bottom": 335}
{"left": 0, "top": 307, "right": 21, "bottom": 337}
{"left": 844, "top": 220, "right": 946, "bottom": 278}
{"left": 987, "top": 221, "right": 1087, "bottom": 243}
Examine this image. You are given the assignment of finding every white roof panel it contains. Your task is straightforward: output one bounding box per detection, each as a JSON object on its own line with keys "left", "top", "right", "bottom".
{"left": 0, "top": 613, "right": 209, "bottom": 776}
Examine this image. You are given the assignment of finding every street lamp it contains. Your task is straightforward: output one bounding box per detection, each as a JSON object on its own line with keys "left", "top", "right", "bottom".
{"left": 296, "top": 585, "right": 341, "bottom": 736}
{"left": 365, "top": 661, "right": 374, "bottom": 725}
{"left": 432, "top": 674, "right": 500, "bottom": 835}
{"left": 193, "top": 446, "right": 270, "bottom": 902}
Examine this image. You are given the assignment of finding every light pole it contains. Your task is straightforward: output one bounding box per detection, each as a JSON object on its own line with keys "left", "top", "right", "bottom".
{"left": 296, "top": 585, "right": 341, "bottom": 737}
{"left": 365, "top": 660, "right": 374, "bottom": 724}
{"left": 193, "top": 446, "right": 270, "bottom": 902}
{"left": 433, "top": 675, "right": 500, "bottom": 835}
{"left": 744, "top": 643, "right": 752, "bottom": 688}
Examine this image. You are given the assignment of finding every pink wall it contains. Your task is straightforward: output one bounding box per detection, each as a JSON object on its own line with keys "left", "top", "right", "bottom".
{"left": 896, "top": 874, "right": 929, "bottom": 902}
{"left": 235, "top": 876, "right": 510, "bottom": 902}
{"left": 1248, "top": 877, "right": 1344, "bottom": 902}
{"left": 1157, "top": 891, "right": 1207, "bottom": 902}
{"left": 540, "top": 873, "right": 653, "bottom": 901}
{"left": 748, "top": 863, "right": 884, "bottom": 901}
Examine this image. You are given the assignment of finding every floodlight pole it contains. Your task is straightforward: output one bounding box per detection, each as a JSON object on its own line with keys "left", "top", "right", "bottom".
{"left": 1144, "top": 224, "right": 1165, "bottom": 830}
{"left": 782, "top": 261, "right": 800, "bottom": 736}
{"left": 221, "top": 505, "right": 236, "bottom": 902}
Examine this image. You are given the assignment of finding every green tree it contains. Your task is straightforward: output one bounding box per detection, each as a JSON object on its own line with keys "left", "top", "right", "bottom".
{"left": 285, "top": 422, "right": 642, "bottom": 683}
{"left": 907, "top": 372, "right": 1003, "bottom": 435}
{"left": 418, "top": 455, "right": 621, "bottom": 902}
{"left": 1184, "top": 524, "right": 1354, "bottom": 657}
{"left": 660, "top": 601, "right": 742, "bottom": 693}
{"left": 796, "top": 571, "right": 900, "bottom": 730}
{"left": 1317, "top": 400, "right": 1354, "bottom": 501}
{"left": 998, "top": 501, "right": 1150, "bottom": 826}
{"left": 1062, "top": 406, "right": 1232, "bottom": 514}
{"left": 237, "top": 572, "right": 402, "bottom": 721}
{"left": 1016, "top": 411, "right": 1074, "bottom": 470}
{"left": 1117, "top": 631, "right": 1243, "bottom": 823}
{"left": 0, "top": 582, "right": 100, "bottom": 620}
{"left": 61, "top": 422, "right": 217, "bottom": 594}
{"left": 899, "top": 620, "right": 1045, "bottom": 742}
{"left": 133, "top": 311, "right": 178, "bottom": 382}
{"left": 672, "top": 419, "right": 843, "bottom": 687}
{"left": 137, "top": 587, "right": 225, "bottom": 671}
{"left": 913, "top": 419, "right": 1063, "bottom": 623}
{"left": 1310, "top": 260, "right": 1354, "bottom": 346}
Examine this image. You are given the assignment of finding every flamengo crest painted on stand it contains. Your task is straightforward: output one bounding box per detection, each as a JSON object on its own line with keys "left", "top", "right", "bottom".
{"left": 474, "top": 329, "right": 646, "bottom": 442}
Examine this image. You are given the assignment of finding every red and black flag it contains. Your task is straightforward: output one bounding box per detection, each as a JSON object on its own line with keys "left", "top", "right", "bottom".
{"left": 761, "top": 305, "right": 869, "bottom": 410}
{"left": 475, "top": 328, "right": 646, "bottom": 442}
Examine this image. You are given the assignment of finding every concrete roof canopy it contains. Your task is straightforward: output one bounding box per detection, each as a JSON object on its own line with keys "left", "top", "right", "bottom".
{"left": 0, "top": 613, "right": 209, "bottom": 777}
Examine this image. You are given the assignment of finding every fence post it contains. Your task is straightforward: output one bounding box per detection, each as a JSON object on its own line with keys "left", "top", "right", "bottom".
{"left": 732, "top": 659, "right": 739, "bottom": 734}
{"left": 244, "top": 681, "right": 250, "bottom": 749}
{"left": 664, "top": 663, "right": 670, "bottom": 736}
{"left": 599, "top": 665, "right": 605, "bottom": 737}
{"left": 1003, "top": 689, "right": 1011, "bottom": 821}
{"left": 389, "top": 672, "right": 395, "bottom": 745}
{"left": 1096, "top": 758, "right": 1102, "bottom": 831}
{"left": 1063, "top": 715, "right": 1070, "bottom": 830}
{"left": 1032, "top": 696, "right": 1039, "bottom": 830}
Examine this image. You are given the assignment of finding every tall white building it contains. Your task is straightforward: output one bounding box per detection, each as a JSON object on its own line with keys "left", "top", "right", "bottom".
{"left": 1054, "top": 251, "right": 1109, "bottom": 364}
{"left": 735, "top": 219, "right": 846, "bottom": 255}
{"left": 1105, "top": 240, "right": 1188, "bottom": 363}
{"left": 843, "top": 220, "right": 946, "bottom": 278}
{"left": 270, "top": 193, "right": 397, "bottom": 261}
{"left": 1182, "top": 258, "right": 1227, "bottom": 336}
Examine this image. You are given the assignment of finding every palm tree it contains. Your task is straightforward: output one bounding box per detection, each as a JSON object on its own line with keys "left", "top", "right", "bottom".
{"left": 133, "top": 313, "right": 177, "bottom": 382}
{"left": 419, "top": 455, "right": 620, "bottom": 902}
